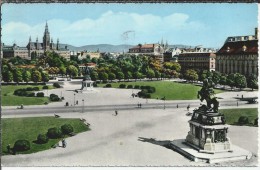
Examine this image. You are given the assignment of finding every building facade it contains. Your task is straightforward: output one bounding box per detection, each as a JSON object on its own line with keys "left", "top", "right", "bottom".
{"left": 128, "top": 41, "right": 169, "bottom": 62}
{"left": 216, "top": 28, "right": 258, "bottom": 76}
{"left": 2, "top": 44, "right": 29, "bottom": 60}
{"left": 178, "top": 52, "right": 216, "bottom": 72}
{"left": 2, "top": 22, "right": 70, "bottom": 60}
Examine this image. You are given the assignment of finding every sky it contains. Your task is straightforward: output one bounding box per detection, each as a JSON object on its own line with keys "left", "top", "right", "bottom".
{"left": 2, "top": 3, "right": 258, "bottom": 48}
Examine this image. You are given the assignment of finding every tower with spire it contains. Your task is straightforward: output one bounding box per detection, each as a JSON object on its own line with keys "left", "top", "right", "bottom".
{"left": 43, "top": 21, "right": 50, "bottom": 51}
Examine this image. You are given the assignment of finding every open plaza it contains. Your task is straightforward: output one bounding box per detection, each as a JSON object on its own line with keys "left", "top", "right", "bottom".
{"left": 1, "top": 80, "right": 258, "bottom": 166}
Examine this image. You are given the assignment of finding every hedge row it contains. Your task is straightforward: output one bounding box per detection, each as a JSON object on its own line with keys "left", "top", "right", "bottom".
{"left": 13, "top": 87, "right": 45, "bottom": 97}
{"left": 50, "top": 94, "right": 60, "bottom": 101}
{"left": 238, "top": 116, "right": 258, "bottom": 126}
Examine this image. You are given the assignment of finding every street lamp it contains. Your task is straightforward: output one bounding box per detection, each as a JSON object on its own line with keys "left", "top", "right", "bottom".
{"left": 82, "top": 99, "right": 85, "bottom": 113}
{"left": 74, "top": 93, "right": 76, "bottom": 106}
{"left": 163, "top": 96, "right": 166, "bottom": 109}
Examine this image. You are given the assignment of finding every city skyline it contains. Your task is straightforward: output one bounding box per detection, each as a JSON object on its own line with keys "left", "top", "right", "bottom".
{"left": 2, "top": 3, "right": 258, "bottom": 48}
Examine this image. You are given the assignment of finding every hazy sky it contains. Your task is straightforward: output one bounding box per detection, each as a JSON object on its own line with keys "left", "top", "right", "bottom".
{"left": 2, "top": 3, "right": 258, "bottom": 48}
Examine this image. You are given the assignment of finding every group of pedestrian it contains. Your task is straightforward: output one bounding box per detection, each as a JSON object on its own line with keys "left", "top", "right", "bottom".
{"left": 137, "top": 103, "right": 142, "bottom": 108}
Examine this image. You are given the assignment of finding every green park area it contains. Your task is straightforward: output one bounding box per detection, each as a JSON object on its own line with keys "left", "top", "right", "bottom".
{"left": 98, "top": 81, "right": 223, "bottom": 100}
{"left": 1, "top": 85, "right": 54, "bottom": 106}
{"left": 1, "top": 117, "right": 90, "bottom": 155}
{"left": 220, "top": 108, "right": 258, "bottom": 126}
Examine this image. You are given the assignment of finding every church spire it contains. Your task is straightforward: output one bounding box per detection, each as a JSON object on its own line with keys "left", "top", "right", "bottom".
{"left": 45, "top": 21, "right": 49, "bottom": 33}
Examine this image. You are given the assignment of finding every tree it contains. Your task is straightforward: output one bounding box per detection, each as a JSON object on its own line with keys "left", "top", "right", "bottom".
{"left": 184, "top": 69, "right": 198, "bottom": 82}
{"left": 99, "top": 72, "right": 108, "bottom": 83}
{"left": 212, "top": 71, "right": 221, "bottom": 86}
{"left": 154, "top": 70, "right": 161, "bottom": 80}
{"left": 67, "top": 65, "right": 78, "bottom": 78}
{"left": 163, "top": 62, "right": 181, "bottom": 72}
{"left": 247, "top": 74, "right": 258, "bottom": 91}
{"left": 59, "top": 66, "right": 66, "bottom": 77}
{"left": 90, "top": 70, "right": 99, "bottom": 81}
{"left": 219, "top": 75, "right": 227, "bottom": 89}
{"left": 124, "top": 71, "right": 132, "bottom": 81}
{"left": 116, "top": 72, "right": 124, "bottom": 81}
{"left": 2, "top": 70, "right": 13, "bottom": 82}
{"left": 23, "top": 70, "right": 31, "bottom": 83}
{"left": 234, "top": 73, "right": 247, "bottom": 90}
{"left": 226, "top": 73, "right": 236, "bottom": 90}
{"left": 41, "top": 71, "right": 50, "bottom": 82}
{"left": 133, "top": 71, "right": 143, "bottom": 81}
{"left": 13, "top": 68, "right": 23, "bottom": 83}
{"left": 146, "top": 69, "right": 155, "bottom": 80}
{"left": 108, "top": 72, "right": 116, "bottom": 82}
{"left": 31, "top": 70, "right": 42, "bottom": 83}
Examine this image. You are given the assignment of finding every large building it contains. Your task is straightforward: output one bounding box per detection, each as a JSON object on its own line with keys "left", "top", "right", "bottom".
{"left": 2, "top": 22, "right": 70, "bottom": 60}
{"left": 178, "top": 52, "right": 216, "bottom": 72}
{"left": 128, "top": 40, "right": 169, "bottom": 62}
{"left": 216, "top": 28, "right": 258, "bottom": 76}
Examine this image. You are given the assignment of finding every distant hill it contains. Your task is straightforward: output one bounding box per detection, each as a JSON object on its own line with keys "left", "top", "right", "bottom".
{"left": 59, "top": 44, "right": 134, "bottom": 53}
{"left": 59, "top": 43, "right": 198, "bottom": 53}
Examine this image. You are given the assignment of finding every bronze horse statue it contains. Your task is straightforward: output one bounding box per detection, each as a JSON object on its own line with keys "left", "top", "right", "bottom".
{"left": 197, "top": 78, "right": 219, "bottom": 113}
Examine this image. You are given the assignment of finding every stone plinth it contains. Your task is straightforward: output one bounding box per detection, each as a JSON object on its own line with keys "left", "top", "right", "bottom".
{"left": 170, "top": 139, "right": 252, "bottom": 164}
{"left": 81, "top": 80, "right": 94, "bottom": 92}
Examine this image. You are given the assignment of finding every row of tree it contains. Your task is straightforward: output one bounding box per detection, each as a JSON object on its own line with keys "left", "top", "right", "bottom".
{"left": 183, "top": 69, "right": 258, "bottom": 90}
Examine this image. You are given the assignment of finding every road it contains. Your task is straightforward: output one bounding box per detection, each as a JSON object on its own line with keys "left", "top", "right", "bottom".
{"left": 2, "top": 100, "right": 256, "bottom": 115}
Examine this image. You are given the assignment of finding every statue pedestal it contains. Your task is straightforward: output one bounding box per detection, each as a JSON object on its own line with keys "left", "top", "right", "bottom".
{"left": 185, "top": 121, "right": 232, "bottom": 153}
{"left": 81, "top": 80, "right": 94, "bottom": 92}
{"left": 169, "top": 105, "right": 252, "bottom": 164}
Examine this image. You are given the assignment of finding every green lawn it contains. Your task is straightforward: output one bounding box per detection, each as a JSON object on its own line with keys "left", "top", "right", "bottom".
{"left": 1, "top": 85, "right": 54, "bottom": 106}
{"left": 98, "top": 81, "right": 223, "bottom": 100}
{"left": 1, "top": 117, "right": 90, "bottom": 155}
{"left": 220, "top": 108, "right": 258, "bottom": 126}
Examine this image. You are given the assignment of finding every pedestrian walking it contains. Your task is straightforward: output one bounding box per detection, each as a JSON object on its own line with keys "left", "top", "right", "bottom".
{"left": 242, "top": 95, "right": 244, "bottom": 99}
{"left": 114, "top": 110, "right": 118, "bottom": 116}
{"left": 237, "top": 101, "right": 238, "bottom": 107}
{"left": 140, "top": 103, "right": 142, "bottom": 108}
{"left": 187, "top": 105, "right": 190, "bottom": 111}
{"left": 62, "top": 139, "right": 67, "bottom": 148}
{"left": 177, "top": 104, "right": 178, "bottom": 108}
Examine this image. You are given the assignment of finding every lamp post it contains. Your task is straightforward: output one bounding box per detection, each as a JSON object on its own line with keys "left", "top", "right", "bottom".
{"left": 163, "top": 96, "right": 166, "bottom": 109}
{"left": 74, "top": 93, "right": 76, "bottom": 106}
{"left": 82, "top": 99, "right": 85, "bottom": 113}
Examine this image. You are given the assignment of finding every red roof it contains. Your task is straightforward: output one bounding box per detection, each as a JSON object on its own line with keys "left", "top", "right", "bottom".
{"left": 130, "top": 44, "right": 156, "bottom": 49}
{"left": 217, "top": 40, "right": 258, "bottom": 55}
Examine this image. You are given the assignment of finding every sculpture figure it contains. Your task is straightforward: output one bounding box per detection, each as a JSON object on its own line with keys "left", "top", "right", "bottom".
{"left": 197, "top": 78, "right": 219, "bottom": 113}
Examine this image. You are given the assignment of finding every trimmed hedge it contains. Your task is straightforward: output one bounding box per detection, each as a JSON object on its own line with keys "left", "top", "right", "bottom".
{"left": 127, "top": 85, "right": 133, "bottom": 89}
{"left": 134, "top": 85, "right": 140, "bottom": 89}
{"left": 37, "top": 134, "right": 49, "bottom": 144}
{"left": 42, "top": 85, "right": 49, "bottom": 89}
{"left": 53, "top": 82, "right": 61, "bottom": 88}
{"left": 13, "top": 87, "right": 41, "bottom": 97}
{"left": 238, "top": 116, "right": 249, "bottom": 125}
{"left": 26, "top": 92, "right": 35, "bottom": 97}
{"left": 36, "top": 92, "right": 44, "bottom": 97}
{"left": 13, "top": 140, "right": 30, "bottom": 152}
{"left": 104, "top": 84, "right": 112, "bottom": 88}
{"left": 119, "top": 84, "right": 126, "bottom": 88}
{"left": 61, "top": 124, "right": 74, "bottom": 135}
{"left": 254, "top": 118, "right": 258, "bottom": 126}
{"left": 47, "top": 127, "right": 63, "bottom": 139}
{"left": 50, "top": 94, "right": 60, "bottom": 101}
